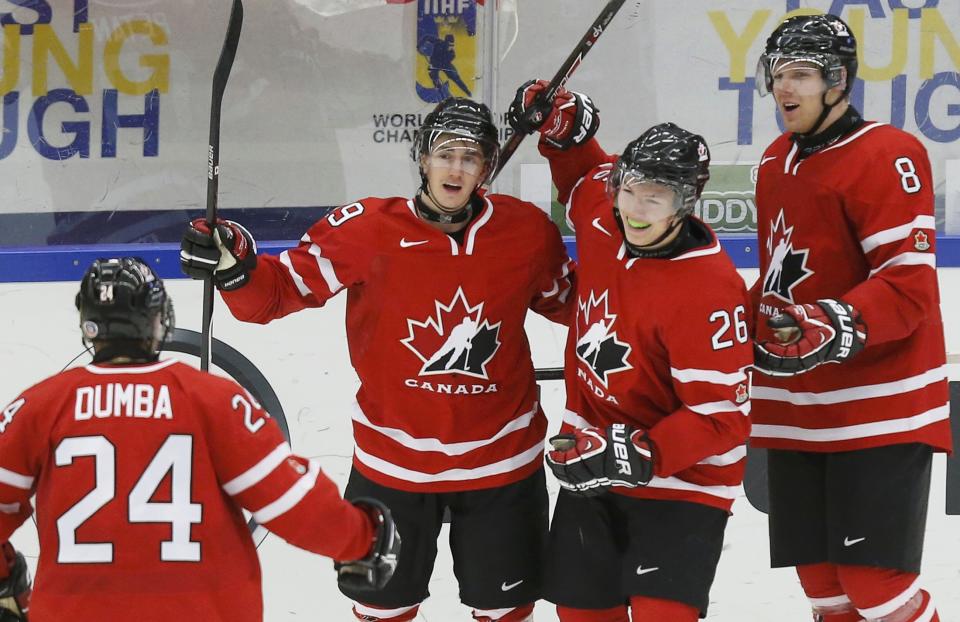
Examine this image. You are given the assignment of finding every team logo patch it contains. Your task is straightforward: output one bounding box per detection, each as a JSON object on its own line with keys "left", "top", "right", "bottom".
{"left": 762, "top": 209, "right": 814, "bottom": 304}
{"left": 914, "top": 230, "right": 931, "bottom": 251}
{"left": 401, "top": 287, "right": 501, "bottom": 379}
{"left": 415, "top": 0, "right": 478, "bottom": 102}
{"left": 576, "top": 290, "right": 633, "bottom": 387}
{"left": 735, "top": 383, "right": 749, "bottom": 404}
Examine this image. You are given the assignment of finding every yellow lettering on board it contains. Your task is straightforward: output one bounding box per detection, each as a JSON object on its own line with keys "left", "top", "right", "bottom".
{"left": 104, "top": 20, "right": 169, "bottom": 95}
{"left": 920, "top": 8, "right": 960, "bottom": 79}
{"left": 32, "top": 23, "right": 94, "bottom": 96}
{"left": 708, "top": 10, "right": 771, "bottom": 82}
{"left": 0, "top": 25, "right": 20, "bottom": 96}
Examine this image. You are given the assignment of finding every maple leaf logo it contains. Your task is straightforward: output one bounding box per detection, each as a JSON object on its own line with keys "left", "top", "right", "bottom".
{"left": 400, "top": 287, "right": 502, "bottom": 379}
{"left": 576, "top": 290, "right": 633, "bottom": 387}
{"left": 762, "top": 209, "right": 813, "bottom": 304}
{"left": 914, "top": 230, "right": 930, "bottom": 251}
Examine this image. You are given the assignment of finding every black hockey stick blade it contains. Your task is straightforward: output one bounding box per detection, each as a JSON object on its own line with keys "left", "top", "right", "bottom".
{"left": 201, "top": 0, "right": 244, "bottom": 372}
{"left": 490, "top": 0, "right": 627, "bottom": 183}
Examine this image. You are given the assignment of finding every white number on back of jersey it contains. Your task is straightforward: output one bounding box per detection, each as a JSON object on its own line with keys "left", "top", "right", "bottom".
{"left": 56, "top": 434, "right": 201, "bottom": 564}
{"left": 894, "top": 157, "right": 921, "bottom": 194}
{"left": 709, "top": 305, "right": 749, "bottom": 350}
{"left": 327, "top": 202, "right": 365, "bottom": 227}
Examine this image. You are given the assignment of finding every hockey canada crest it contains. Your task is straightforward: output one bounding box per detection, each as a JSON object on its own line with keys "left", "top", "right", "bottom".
{"left": 762, "top": 209, "right": 814, "bottom": 304}
{"left": 576, "top": 290, "right": 633, "bottom": 387}
{"left": 401, "top": 287, "right": 501, "bottom": 379}
{"left": 914, "top": 230, "right": 930, "bottom": 251}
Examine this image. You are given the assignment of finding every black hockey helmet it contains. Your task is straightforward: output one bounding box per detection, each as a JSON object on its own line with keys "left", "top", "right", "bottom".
{"left": 75, "top": 257, "right": 174, "bottom": 355}
{"left": 608, "top": 122, "right": 711, "bottom": 218}
{"left": 756, "top": 14, "right": 858, "bottom": 97}
{"left": 411, "top": 97, "right": 500, "bottom": 186}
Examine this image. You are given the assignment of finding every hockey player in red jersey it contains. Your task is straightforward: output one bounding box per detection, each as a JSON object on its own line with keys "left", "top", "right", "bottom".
{"left": 0, "top": 258, "right": 399, "bottom": 622}
{"left": 180, "top": 98, "right": 575, "bottom": 622}
{"left": 750, "top": 14, "right": 950, "bottom": 622}
{"left": 509, "top": 84, "right": 752, "bottom": 622}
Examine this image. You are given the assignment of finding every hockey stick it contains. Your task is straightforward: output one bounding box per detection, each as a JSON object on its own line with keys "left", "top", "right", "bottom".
{"left": 490, "top": 0, "right": 627, "bottom": 183}
{"left": 201, "top": 0, "right": 244, "bottom": 372}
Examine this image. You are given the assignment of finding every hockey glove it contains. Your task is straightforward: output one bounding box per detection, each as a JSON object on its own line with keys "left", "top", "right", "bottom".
{"left": 754, "top": 298, "right": 867, "bottom": 377}
{"left": 546, "top": 423, "right": 654, "bottom": 497}
{"left": 180, "top": 218, "right": 257, "bottom": 291}
{"left": 335, "top": 498, "right": 401, "bottom": 591}
{"left": 0, "top": 543, "right": 30, "bottom": 621}
{"left": 507, "top": 79, "right": 600, "bottom": 150}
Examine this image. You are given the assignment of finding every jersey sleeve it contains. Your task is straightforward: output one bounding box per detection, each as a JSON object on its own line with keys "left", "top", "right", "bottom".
{"left": 539, "top": 137, "right": 614, "bottom": 211}
{"left": 221, "top": 201, "right": 374, "bottom": 324}
{"left": 201, "top": 379, "right": 373, "bottom": 561}
{"left": 647, "top": 274, "right": 753, "bottom": 478}
{"left": 0, "top": 390, "right": 43, "bottom": 542}
{"left": 840, "top": 136, "right": 939, "bottom": 346}
{"left": 529, "top": 211, "right": 576, "bottom": 326}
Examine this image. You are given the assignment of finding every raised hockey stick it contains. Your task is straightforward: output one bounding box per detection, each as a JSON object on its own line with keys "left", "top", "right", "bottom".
{"left": 490, "top": 0, "right": 627, "bottom": 183}
{"left": 201, "top": 0, "right": 244, "bottom": 371}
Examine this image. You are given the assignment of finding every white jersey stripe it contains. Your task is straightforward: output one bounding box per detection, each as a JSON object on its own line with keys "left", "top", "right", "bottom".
{"left": 671, "top": 367, "right": 747, "bottom": 386}
{"left": 671, "top": 239, "right": 722, "bottom": 261}
{"left": 252, "top": 458, "right": 322, "bottom": 524}
{"left": 306, "top": 243, "right": 344, "bottom": 294}
{"left": 810, "top": 595, "right": 852, "bottom": 608}
{"left": 354, "top": 443, "right": 542, "bottom": 484}
{"left": 279, "top": 250, "right": 313, "bottom": 298}
{"left": 751, "top": 404, "right": 949, "bottom": 442}
{"left": 223, "top": 442, "right": 293, "bottom": 495}
{"left": 869, "top": 251, "right": 936, "bottom": 277}
{"left": 697, "top": 445, "right": 747, "bottom": 467}
{"left": 85, "top": 359, "right": 177, "bottom": 375}
{"left": 646, "top": 475, "right": 742, "bottom": 500}
{"left": 352, "top": 401, "right": 538, "bottom": 456}
{"left": 860, "top": 215, "right": 936, "bottom": 253}
{"left": 0, "top": 502, "right": 20, "bottom": 514}
{"left": 464, "top": 197, "right": 494, "bottom": 255}
{"left": 687, "top": 400, "right": 750, "bottom": 416}
{"left": 0, "top": 466, "right": 33, "bottom": 490}
{"left": 752, "top": 366, "right": 946, "bottom": 405}
{"left": 540, "top": 260, "right": 572, "bottom": 299}
{"left": 562, "top": 408, "right": 593, "bottom": 430}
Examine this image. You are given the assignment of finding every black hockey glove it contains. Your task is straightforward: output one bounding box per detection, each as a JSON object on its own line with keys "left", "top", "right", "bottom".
{"left": 0, "top": 543, "right": 30, "bottom": 622}
{"left": 335, "top": 498, "right": 401, "bottom": 591}
{"left": 507, "top": 79, "right": 600, "bottom": 149}
{"left": 181, "top": 217, "right": 257, "bottom": 291}
{"left": 754, "top": 298, "right": 867, "bottom": 377}
{"left": 546, "top": 423, "right": 654, "bottom": 497}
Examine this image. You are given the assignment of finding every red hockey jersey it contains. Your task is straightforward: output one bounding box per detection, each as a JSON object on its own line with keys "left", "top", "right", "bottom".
{"left": 222, "top": 195, "right": 574, "bottom": 493}
{"left": 544, "top": 140, "right": 753, "bottom": 512}
{"left": 0, "top": 359, "right": 373, "bottom": 621}
{"left": 749, "top": 123, "right": 951, "bottom": 454}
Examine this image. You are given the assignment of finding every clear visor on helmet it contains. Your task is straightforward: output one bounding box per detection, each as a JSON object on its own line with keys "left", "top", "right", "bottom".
{"left": 607, "top": 170, "right": 686, "bottom": 218}
{"left": 755, "top": 52, "right": 840, "bottom": 96}
{"left": 426, "top": 136, "right": 487, "bottom": 177}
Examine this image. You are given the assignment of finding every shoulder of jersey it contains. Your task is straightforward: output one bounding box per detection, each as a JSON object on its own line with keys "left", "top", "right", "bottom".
{"left": 484, "top": 193, "right": 556, "bottom": 227}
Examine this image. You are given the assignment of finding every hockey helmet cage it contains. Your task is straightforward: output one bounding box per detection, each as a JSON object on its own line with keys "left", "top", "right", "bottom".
{"left": 411, "top": 98, "right": 500, "bottom": 185}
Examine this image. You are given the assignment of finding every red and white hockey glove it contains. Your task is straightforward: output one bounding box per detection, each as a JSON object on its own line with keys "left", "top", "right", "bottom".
{"left": 0, "top": 543, "right": 30, "bottom": 621}
{"left": 754, "top": 298, "right": 867, "bottom": 377}
{"left": 507, "top": 79, "right": 600, "bottom": 150}
{"left": 546, "top": 423, "right": 654, "bottom": 497}
{"left": 181, "top": 217, "right": 258, "bottom": 291}
{"left": 335, "top": 498, "right": 401, "bottom": 591}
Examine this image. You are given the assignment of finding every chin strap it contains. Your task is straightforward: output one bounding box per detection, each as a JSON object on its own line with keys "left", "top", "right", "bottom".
{"left": 414, "top": 192, "right": 476, "bottom": 225}
{"left": 617, "top": 211, "right": 686, "bottom": 259}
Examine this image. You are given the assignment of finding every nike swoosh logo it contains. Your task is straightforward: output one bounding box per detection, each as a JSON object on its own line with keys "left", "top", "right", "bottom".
{"left": 592, "top": 217, "right": 612, "bottom": 237}
{"left": 501, "top": 579, "right": 523, "bottom": 591}
{"left": 760, "top": 156, "right": 777, "bottom": 166}
{"left": 400, "top": 238, "right": 428, "bottom": 248}
{"left": 844, "top": 536, "right": 866, "bottom": 547}
{"left": 636, "top": 566, "right": 659, "bottom": 575}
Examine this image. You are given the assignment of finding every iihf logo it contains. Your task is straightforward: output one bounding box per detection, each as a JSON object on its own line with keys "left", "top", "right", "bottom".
{"left": 576, "top": 290, "right": 632, "bottom": 387}
{"left": 762, "top": 209, "right": 814, "bottom": 304}
{"left": 401, "top": 287, "right": 501, "bottom": 379}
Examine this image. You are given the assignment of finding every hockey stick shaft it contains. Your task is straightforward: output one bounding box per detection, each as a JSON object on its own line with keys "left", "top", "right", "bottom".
{"left": 201, "top": 0, "right": 244, "bottom": 371}
{"left": 491, "top": 0, "right": 627, "bottom": 182}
